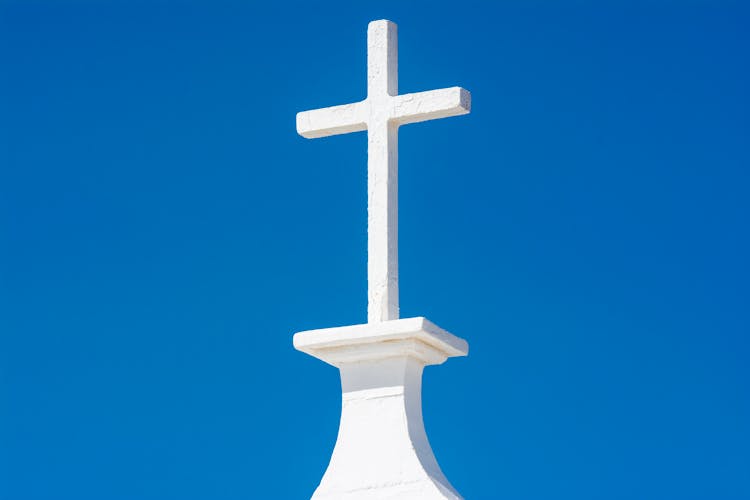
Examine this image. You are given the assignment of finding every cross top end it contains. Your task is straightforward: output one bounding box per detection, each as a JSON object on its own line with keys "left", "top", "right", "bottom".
{"left": 296, "top": 20, "right": 471, "bottom": 139}
{"left": 296, "top": 19, "right": 471, "bottom": 324}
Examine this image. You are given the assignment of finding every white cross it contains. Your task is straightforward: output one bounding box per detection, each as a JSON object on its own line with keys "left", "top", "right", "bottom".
{"left": 297, "top": 20, "right": 471, "bottom": 324}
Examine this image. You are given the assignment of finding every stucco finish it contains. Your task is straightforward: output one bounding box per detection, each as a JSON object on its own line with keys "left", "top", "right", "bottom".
{"left": 296, "top": 20, "right": 470, "bottom": 324}
{"left": 294, "top": 19, "right": 471, "bottom": 499}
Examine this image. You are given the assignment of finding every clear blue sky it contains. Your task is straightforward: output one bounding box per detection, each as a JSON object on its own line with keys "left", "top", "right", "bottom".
{"left": 2, "top": 1, "right": 748, "bottom": 498}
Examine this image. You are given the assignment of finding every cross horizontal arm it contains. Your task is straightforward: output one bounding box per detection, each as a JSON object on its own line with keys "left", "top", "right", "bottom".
{"left": 390, "top": 87, "right": 471, "bottom": 126}
{"left": 297, "top": 101, "right": 368, "bottom": 139}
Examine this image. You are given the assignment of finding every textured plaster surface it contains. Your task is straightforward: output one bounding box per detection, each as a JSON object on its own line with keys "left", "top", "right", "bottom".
{"left": 296, "top": 20, "right": 471, "bottom": 324}
{"left": 294, "top": 19, "right": 471, "bottom": 500}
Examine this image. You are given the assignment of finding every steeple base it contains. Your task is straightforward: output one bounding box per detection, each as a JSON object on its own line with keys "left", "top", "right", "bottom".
{"left": 294, "top": 317, "right": 468, "bottom": 500}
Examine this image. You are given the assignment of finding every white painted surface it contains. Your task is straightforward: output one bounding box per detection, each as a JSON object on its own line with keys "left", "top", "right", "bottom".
{"left": 294, "top": 19, "right": 471, "bottom": 499}
{"left": 297, "top": 20, "right": 471, "bottom": 324}
{"left": 293, "top": 319, "right": 468, "bottom": 499}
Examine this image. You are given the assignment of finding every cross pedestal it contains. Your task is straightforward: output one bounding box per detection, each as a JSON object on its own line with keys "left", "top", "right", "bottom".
{"left": 294, "top": 318, "right": 468, "bottom": 499}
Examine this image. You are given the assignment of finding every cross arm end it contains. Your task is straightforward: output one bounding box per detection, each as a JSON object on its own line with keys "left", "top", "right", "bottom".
{"left": 391, "top": 87, "right": 471, "bottom": 126}
{"left": 296, "top": 102, "right": 368, "bottom": 139}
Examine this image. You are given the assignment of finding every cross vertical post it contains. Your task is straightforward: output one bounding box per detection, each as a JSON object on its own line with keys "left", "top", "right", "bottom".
{"left": 366, "top": 20, "right": 399, "bottom": 323}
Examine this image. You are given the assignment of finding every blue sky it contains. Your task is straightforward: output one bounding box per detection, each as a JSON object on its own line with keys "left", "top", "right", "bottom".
{"left": 2, "top": 1, "right": 748, "bottom": 498}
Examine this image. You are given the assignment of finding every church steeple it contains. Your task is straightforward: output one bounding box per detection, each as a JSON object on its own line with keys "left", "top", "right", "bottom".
{"left": 293, "top": 20, "right": 471, "bottom": 499}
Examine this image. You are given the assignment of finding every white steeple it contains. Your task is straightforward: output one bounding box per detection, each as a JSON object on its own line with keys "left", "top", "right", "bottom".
{"left": 294, "top": 20, "right": 470, "bottom": 499}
